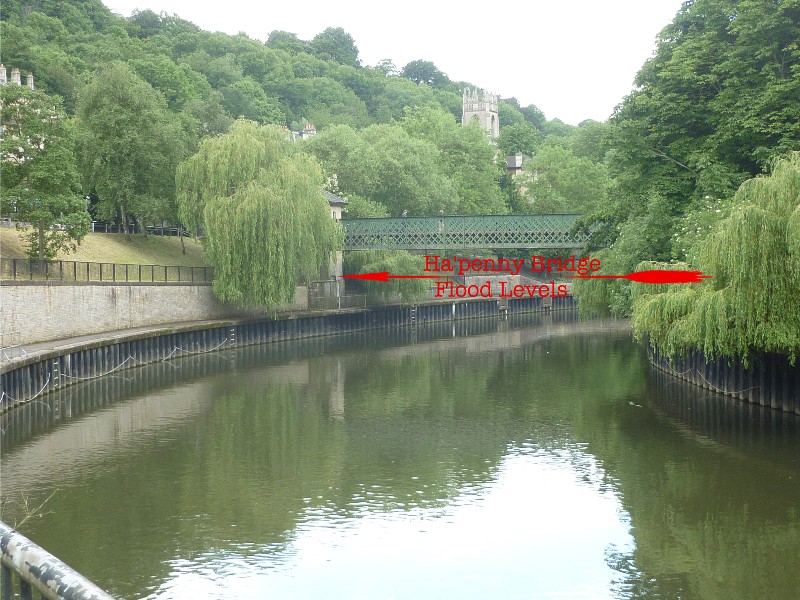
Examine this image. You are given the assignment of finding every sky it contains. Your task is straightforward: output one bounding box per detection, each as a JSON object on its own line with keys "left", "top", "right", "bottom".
{"left": 102, "top": 0, "right": 685, "bottom": 125}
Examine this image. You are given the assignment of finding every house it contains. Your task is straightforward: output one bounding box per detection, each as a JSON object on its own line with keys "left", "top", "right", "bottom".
{"left": 0, "top": 65, "right": 34, "bottom": 90}
{"left": 322, "top": 189, "right": 347, "bottom": 221}
{"left": 506, "top": 152, "right": 526, "bottom": 176}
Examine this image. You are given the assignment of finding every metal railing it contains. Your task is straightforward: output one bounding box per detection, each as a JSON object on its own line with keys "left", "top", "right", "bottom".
{"left": 308, "top": 294, "right": 367, "bottom": 310}
{"left": 0, "top": 332, "right": 27, "bottom": 361}
{"left": 0, "top": 520, "right": 115, "bottom": 599}
{"left": 90, "top": 222, "right": 190, "bottom": 237}
{"left": 343, "top": 214, "right": 588, "bottom": 250}
{"left": 2, "top": 219, "right": 190, "bottom": 238}
{"left": 1, "top": 259, "right": 213, "bottom": 284}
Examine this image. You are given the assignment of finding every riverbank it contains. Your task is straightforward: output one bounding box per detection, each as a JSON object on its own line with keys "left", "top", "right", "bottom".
{"left": 0, "top": 228, "right": 207, "bottom": 266}
{"left": 648, "top": 343, "right": 799, "bottom": 415}
{"left": 0, "top": 296, "right": 575, "bottom": 412}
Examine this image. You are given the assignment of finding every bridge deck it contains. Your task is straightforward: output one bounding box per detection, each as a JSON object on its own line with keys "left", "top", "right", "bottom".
{"left": 343, "top": 214, "right": 587, "bottom": 250}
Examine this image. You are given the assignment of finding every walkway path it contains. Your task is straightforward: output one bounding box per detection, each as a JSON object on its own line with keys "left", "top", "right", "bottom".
{"left": 0, "top": 319, "right": 239, "bottom": 371}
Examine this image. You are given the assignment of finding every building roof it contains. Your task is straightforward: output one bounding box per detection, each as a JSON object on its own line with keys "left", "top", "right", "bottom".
{"left": 322, "top": 189, "right": 348, "bottom": 206}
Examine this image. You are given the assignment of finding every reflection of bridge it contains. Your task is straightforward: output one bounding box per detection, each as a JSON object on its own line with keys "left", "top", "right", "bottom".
{"left": 343, "top": 214, "right": 587, "bottom": 250}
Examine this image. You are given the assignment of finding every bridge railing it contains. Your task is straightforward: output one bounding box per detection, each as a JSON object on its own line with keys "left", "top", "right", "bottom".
{"left": 0, "top": 520, "right": 115, "bottom": 599}
{"left": 343, "top": 214, "right": 588, "bottom": 250}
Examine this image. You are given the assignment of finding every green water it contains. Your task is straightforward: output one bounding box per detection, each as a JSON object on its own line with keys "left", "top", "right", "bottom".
{"left": 1, "top": 313, "right": 798, "bottom": 599}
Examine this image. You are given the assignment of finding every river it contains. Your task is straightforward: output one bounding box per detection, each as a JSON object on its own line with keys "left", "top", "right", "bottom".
{"left": 1, "top": 312, "right": 798, "bottom": 599}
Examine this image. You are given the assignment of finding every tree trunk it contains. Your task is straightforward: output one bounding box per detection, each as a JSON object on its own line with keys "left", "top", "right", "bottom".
{"left": 120, "top": 204, "right": 131, "bottom": 241}
{"left": 179, "top": 224, "right": 186, "bottom": 254}
{"left": 37, "top": 219, "right": 46, "bottom": 261}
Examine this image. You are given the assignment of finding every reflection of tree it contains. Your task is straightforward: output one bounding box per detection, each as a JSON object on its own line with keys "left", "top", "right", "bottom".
{"left": 9, "top": 320, "right": 798, "bottom": 598}
{"left": 8, "top": 323, "right": 643, "bottom": 597}
{"left": 575, "top": 368, "right": 800, "bottom": 599}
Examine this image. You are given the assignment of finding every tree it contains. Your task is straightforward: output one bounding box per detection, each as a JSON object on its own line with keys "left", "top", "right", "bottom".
{"left": 343, "top": 194, "right": 390, "bottom": 218}
{"left": 373, "top": 77, "right": 440, "bottom": 121}
{"left": 520, "top": 104, "right": 546, "bottom": 131}
{"left": 400, "top": 60, "right": 449, "bottom": 87}
{"left": 400, "top": 106, "right": 506, "bottom": 214}
{"left": 569, "top": 120, "right": 614, "bottom": 163}
{"left": 0, "top": 85, "right": 90, "bottom": 259}
{"left": 75, "top": 62, "right": 187, "bottom": 239}
{"left": 517, "top": 144, "right": 610, "bottom": 214}
{"left": 498, "top": 100, "right": 526, "bottom": 127}
{"left": 632, "top": 152, "right": 800, "bottom": 362}
{"left": 129, "top": 54, "right": 203, "bottom": 108}
{"left": 609, "top": 0, "right": 800, "bottom": 210}
{"left": 498, "top": 122, "right": 542, "bottom": 157}
{"left": 305, "top": 125, "right": 379, "bottom": 199}
{"left": 344, "top": 250, "right": 428, "bottom": 301}
{"left": 310, "top": 27, "right": 360, "bottom": 67}
{"left": 220, "top": 77, "right": 285, "bottom": 124}
{"left": 543, "top": 118, "right": 576, "bottom": 138}
{"left": 373, "top": 59, "right": 398, "bottom": 76}
{"left": 176, "top": 120, "right": 342, "bottom": 306}
{"left": 182, "top": 90, "right": 233, "bottom": 138}
{"left": 283, "top": 77, "right": 371, "bottom": 128}
{"left": 360, "top": 124, "right": 460, "bottom": 215}
{"left": 266, "top": 30, "right": 308, "bottom": 54}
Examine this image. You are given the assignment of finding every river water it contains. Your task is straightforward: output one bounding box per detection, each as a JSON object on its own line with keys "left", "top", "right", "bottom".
{"left": 1, "top": 312, "right": 798, "bottom": 599}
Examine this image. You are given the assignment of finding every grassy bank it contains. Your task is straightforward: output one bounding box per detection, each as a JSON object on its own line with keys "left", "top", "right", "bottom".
{"left": 0, "top": 228, "right": 208, "bottom": 266}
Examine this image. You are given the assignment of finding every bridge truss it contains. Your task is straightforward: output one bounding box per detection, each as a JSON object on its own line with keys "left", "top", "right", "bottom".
{"left": 343, "top": 214, "right": 588, "bottom": 251}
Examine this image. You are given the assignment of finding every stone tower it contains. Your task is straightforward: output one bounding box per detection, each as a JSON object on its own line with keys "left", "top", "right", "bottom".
{"left": 462, "top": 88, "right": 499, "bottom": 139}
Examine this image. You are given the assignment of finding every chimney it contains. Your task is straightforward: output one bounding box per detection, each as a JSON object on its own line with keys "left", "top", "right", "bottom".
{"left": 10, "top": 67, "right": 21, "bottom": 85}
{"left": 26, "top": 71, "right": 34, "bottom": 90}
{"left": 0, "top": 64, "right": 6, "bottom": 85}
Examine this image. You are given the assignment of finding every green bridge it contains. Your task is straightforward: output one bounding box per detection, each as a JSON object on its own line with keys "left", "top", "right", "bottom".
{"left": 342, "top": 214, "right": 587, "bottom": 250}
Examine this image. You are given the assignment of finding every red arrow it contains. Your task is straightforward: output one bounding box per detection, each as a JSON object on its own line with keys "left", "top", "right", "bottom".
{"left": 572, "top": 269, "right": 712, "bottom": 284}
{"left": 341, "top": 271, "right": 444, "bottom": 282}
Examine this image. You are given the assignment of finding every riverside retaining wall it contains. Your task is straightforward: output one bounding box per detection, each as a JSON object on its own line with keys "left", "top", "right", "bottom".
{"left": 0, "top": 282, "right": 308, "bottom": 345}
{"left": 0, "top": 295, "right": 576, "bottom": 412}
{"left": 649, "top": 345, "right": 799, "bottom": 414}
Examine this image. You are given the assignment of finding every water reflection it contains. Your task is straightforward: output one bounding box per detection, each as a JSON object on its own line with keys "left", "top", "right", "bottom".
{"left": 603, "top": 369, "right": 800, "bottom": 600}
{"left": 2, "top": 314, "right": 798, "bottom": 599}
{"left": 149, "top": 447, "right": 634, "bottom": 600}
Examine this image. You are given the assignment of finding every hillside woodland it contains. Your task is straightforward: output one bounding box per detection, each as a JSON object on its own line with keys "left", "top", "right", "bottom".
{"left": 1, "top": 0, "right": 798, "bottom": 322}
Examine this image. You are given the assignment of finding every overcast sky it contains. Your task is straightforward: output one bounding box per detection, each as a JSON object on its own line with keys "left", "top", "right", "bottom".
{"left": 102, "top": 0, "right": 685, "bottom": 125}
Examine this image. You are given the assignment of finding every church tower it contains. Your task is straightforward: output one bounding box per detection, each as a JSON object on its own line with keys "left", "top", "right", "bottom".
{"left": 462, "top": 88, "right": 499, "bottom": 139}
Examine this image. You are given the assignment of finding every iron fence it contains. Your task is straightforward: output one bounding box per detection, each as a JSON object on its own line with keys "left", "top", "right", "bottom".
{"left": 0, "top": 258, "right": 213, "bottom": 284}
{"left": 308, "top": 294, "right": 367, "bottom": 310}
{"left": 1, "top": 219, "right": 189, "bottom": 237}
{"left": 90, "top": 222, "right": 190, "bottom": 237}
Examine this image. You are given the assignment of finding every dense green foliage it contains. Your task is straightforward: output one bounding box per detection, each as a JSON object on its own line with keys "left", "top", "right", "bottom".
{"left": 2, "top": 0, "right": 798, "bottom": 325}
{"left": 344, "top": 250, "right": 429, "bottom": 301}
{"left": 0, "top": 0, "right": 551, "bottom": 232}
{"left": 303, "top": 106, "right": 507, "bottom": 217}
{"left": 0, "top": 85, "right": 90, "bottom": 259}
{"left": 176, "top": 120, "right": 342, "bottom": 306}
{"left": 572, "top": 0, "right": 800, "bottom": 318}
{"left": 632, "top": 153, "right": 800, "bottom": 362}
{"left": 75, "top": 61, "right": 188, "bottom": 238}
{"left": 516, "top": 143, "right": 611, "bottom": 214}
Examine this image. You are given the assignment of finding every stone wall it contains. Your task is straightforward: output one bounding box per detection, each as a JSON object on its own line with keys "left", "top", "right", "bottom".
{"left": 0, "top": 283, "right": 308, "bottom": 345}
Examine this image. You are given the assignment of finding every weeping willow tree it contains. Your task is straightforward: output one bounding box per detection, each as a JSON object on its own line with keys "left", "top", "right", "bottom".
{"left": 176, "top": 120, "right": 343, "bottom": 306}
{"left": 632, "top": 153, "right": 800, "bottom": 364}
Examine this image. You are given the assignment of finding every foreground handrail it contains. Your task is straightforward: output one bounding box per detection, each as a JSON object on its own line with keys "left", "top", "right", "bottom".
{"left": 0, "top": 521, "right": 115, "bottom": 600}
